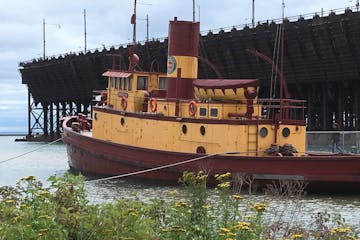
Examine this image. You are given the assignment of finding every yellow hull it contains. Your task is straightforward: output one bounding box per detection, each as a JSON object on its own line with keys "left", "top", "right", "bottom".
{"left": 92, "top": 108, "right": 306, "bottom": 156}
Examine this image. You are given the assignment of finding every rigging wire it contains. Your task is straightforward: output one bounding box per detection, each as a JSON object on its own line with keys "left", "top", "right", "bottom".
{"left": 85, "top": 151, "right": 239, "bottom": 183}
{"left": 272, "top": 24, "right": 282, "bottom": 99}
{"left": 0, "top": 137, "right": 63, "bottom": 165}
{"left": 270, "top": 24, "right": 280, "bottom": 98}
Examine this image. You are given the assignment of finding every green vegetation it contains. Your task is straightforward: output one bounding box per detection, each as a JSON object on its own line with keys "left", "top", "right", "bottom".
{"left": 0, "top": 172, "right": 358, "bottom": 240}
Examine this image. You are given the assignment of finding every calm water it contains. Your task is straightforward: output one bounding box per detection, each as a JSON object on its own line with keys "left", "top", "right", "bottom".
{"left": 0, "top": 136, "right": 359, "bottom": 233}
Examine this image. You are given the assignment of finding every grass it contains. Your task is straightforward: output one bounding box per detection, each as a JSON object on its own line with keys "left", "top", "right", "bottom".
{"left": 0, "top": 172, "right": 358, "bottom": 240}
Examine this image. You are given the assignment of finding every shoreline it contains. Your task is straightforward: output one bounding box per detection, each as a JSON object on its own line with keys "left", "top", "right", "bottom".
{"left": 0, "top": 133, "right": 26, "bottom": 136}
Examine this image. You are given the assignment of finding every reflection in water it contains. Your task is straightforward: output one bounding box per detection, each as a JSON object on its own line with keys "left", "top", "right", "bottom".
{"left": 84, "top": 177, "right": 360, "bottom": 234}
{"left": 1, "top": 136, "right": 359, "bottom": 234}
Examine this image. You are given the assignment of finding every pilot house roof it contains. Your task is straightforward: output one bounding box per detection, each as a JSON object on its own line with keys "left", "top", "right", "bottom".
{"left": 102, "top": 71, "right": 132, "bottom": 78}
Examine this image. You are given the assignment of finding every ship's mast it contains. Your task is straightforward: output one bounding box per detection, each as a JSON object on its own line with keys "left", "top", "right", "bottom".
{"left": 280, "top": 0, "right": 285, "bottom": 102}
{"left": 129, "top": 0, "right": 137, "bottom": 71}
{"left": 133, "top": 0, "right": 137, "bottom": 44}
{"left": 252, "top": 0, "right": 255, "bottom": 28}
{"left": 279, "top": 0, "right": 291, "bottom": 121}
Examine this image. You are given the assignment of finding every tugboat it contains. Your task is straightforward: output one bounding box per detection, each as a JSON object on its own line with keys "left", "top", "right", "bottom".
{"left": 61, "top": 4, "right": 360, "bottom": 192}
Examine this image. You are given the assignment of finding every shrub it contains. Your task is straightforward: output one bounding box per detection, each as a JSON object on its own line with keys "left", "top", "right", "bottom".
{"left": 0, "top": 172, "right": 358, "bottom": 240}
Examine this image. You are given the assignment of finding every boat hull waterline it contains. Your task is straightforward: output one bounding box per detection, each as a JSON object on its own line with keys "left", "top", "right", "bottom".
{"left": 62, "top": 117, "right": 360, "bottom": 192}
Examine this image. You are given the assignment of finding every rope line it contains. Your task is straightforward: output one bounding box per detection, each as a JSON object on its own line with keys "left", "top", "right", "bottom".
{"left": 85, "top": 148, "right": 310, "bottom": 184}
{"left": 0, "top": 137, "right": 63, "bottom": 165}
{"left": 85, "top": 152, "right": 238, "bottom": 183}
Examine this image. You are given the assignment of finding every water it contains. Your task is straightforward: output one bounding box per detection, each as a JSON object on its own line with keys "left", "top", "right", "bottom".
{"left": 0, "top": 136, "right": 359, "bottom": 233}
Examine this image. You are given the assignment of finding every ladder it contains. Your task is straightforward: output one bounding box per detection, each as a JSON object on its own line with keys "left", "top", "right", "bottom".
{"left": 247, "top": 121, "right": 259, "bottom": 156}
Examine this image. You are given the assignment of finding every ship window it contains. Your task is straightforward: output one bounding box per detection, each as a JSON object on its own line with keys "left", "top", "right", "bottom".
{"left": 199, "top": 107, "right": 207, "bottom": 117}
{"left": 111, "top": 77, "right": 115, "bottom": 88}
{"left": 259, "top": 127, "right": 268, "bottom": 137}
{"left": 196, "top": 146, "right": 206, "bottom": 154}
{"left": 123, "top": 78, "right": 128, "bottom": 90}
{"left": 120, "top": 77, "right": 125, "bottom": 90}
{"left": 120, "top": 117, "right": 125, "bottom": 126}
{"left": 159, "top": 77, "right": 167, "bottom": 89}
{"left": 182, "top": 124, "right": 187, "bottom": 134}
{"left": 137, "top": 76, "right": 148, "bottom": 90}
{"left": 282, "top": 127, "right": 290, "bottom": 137}
{"left": 115, "top": 77, "right": 120, "bottom": 89}
{"left": 128, "top": 77, "right": 133, "bottom": 90}
{"left": 210, "top": 108, "right": 218, "bottom": 117}
{"left": 200, "top": 125, "right": 206, "bottom": 135}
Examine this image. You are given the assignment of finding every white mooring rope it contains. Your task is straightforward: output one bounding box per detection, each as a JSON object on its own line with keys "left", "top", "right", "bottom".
{"left": 0, "top": 137, "right": 63, "bottom": 165}
{"left": 85, "top": 151, "right": 239, "bottom": 183}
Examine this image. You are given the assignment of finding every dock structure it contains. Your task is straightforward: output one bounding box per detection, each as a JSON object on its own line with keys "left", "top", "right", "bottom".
{"left": 19, "top": 8, "right": 360, "bottom": 140}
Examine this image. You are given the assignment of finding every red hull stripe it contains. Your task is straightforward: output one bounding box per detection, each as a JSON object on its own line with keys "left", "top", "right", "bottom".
{"left": 62, "top": 117, "right": 360, "bottom": 188}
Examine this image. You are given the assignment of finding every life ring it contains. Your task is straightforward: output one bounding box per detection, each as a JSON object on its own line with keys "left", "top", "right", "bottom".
{"left": 149, "top": 98, "right": 157, "bottom": 112}
{"left": 121, "top": 96, "right": 128, "bottom": 111}
{"left": 188, "top": 100, "right": 198, "bottom": 117}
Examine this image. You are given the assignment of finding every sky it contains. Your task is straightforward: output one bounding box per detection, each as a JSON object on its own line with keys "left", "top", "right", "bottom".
{"left": 0, "top": 0, "right": 356, "bottom": 133}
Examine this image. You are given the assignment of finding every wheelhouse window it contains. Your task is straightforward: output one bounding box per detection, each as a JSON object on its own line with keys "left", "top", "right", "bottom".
{"left": 199, "top": 107, "right": 207, "bottom": 117}
{"left": 159, "top": 77, "right": 167, "bottom": 90}
{"left": 210, "top": 108, "right": 218, "bottom": 117}
{"left": 137, "top": 76, "right": 148, "bottom": 90}
{"left": 115, "top": 77, "right": 120, "bottom": 89}
{"left": 128, "top": 77, "right": 133, "bottom": 90}
{"left": 123, "top": 78, "right": 128, "bottom": 90}
{"left": 111, "top": 77, "right": 115, "bottom": 88}
{"left": 120, "top": 77, "right": 125, "bottom": 90}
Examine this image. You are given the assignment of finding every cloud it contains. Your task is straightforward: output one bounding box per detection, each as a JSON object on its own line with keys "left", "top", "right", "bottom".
{"left": 0, "top": 0, "right": 354, "bottom": 133}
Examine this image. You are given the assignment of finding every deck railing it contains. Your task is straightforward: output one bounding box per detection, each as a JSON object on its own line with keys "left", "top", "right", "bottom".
{"left": 258, "top": 98, "right": 306, "bottom": 122}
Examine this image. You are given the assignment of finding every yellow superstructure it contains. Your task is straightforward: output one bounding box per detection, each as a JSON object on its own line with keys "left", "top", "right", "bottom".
{"left": 92, "top": 18, "right": 306, "bottom": 157}
{"left": 92, "top": 70, "right": 306, "bottom": 156}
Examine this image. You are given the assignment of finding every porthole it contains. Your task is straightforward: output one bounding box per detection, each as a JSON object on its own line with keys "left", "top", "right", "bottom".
{"left": 120, "top": 117, "right": 125, "bottom": 126}
{"left": 94, "top": 113, "right": 98, "bottom": 120}
{"left": 200, "top": 125, "right": 206, "bottom": 135}
{"left": 182, "top": 124, "right": 187, "bottom": 134}
{"left": 196, "top": 146, "right": 206, "bottom": 154}
{"left": 259, "top": 127, "right": 268, "bottom": 138}
{"left": 282, "top": 127, "right": 290, "bottom": 137}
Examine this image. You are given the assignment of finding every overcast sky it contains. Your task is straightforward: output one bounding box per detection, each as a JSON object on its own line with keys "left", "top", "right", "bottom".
{"left": 0, "top": 0, "right": 356, "bottom": 133}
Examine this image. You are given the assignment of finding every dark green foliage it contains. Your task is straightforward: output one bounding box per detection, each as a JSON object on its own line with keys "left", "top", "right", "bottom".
{"left": 0, "top": 172, "right": 358, "bottom": 240}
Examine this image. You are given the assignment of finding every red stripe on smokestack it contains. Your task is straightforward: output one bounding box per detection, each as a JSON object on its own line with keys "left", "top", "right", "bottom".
{"left": 168, "top": 17, "right": 200, "bottom": 57}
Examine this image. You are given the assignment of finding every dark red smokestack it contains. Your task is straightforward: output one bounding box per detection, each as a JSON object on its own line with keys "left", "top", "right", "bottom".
{"left": 166, "top": 17, "right": 200, "bottom": 100}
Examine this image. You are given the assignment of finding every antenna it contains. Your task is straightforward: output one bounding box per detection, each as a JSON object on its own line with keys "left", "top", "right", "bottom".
{"left": 280, "top": 0, "right": 285, "bottom": 101}
{"left": 252, "top": 0, "right": 255, "bottom": 28}
{"left": 84, "top": 9, "right": 87, "bottom": 52}
{"left": 146, "top": 14, "right": 149, "bottom": 41}
{"left": 137, "top": 15, "right": 150, "bottom": 42}
{"left": 132, "top": 0, "right": 137, "bottom": 44}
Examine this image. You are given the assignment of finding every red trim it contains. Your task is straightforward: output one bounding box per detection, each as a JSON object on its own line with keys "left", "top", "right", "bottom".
{"left": 149, "top": 98, "right": 157, "bottom": 112}
{"left": 166, "top": 77, "right": 195, "bottom": 99}
{"left": 188, "top": 100, "right": 198, "bottom": 117}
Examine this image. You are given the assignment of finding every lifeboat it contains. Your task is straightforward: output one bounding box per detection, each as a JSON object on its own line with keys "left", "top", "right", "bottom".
{"left": 193, "top": 79, "right": 259, "bottom": 102}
